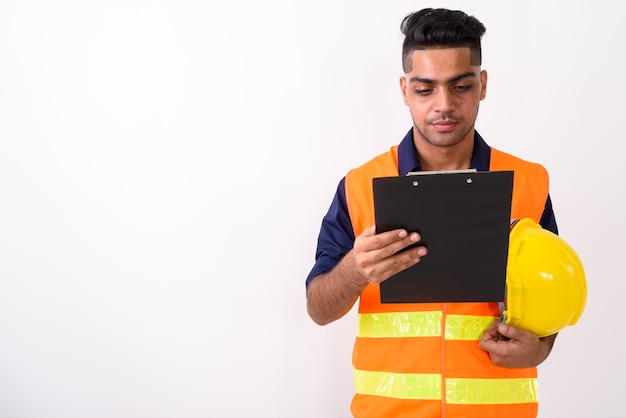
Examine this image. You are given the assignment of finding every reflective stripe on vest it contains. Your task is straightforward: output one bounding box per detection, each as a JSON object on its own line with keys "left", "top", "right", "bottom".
{"left": 354, "top": 369, "right": 538, "bottom": 404}
{"left": 358, "top": 312, "right": 498, "bottom": 340}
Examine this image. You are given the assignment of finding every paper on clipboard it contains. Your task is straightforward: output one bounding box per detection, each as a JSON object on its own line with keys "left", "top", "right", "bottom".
{"left": 373, "top": 170, "right": 514, "bottom": 303}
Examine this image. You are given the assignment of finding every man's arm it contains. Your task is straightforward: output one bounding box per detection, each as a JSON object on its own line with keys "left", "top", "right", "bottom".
{"left": 307, "top": 226, "right": 427, "bottom": 325}
{"left": 306, "top": 251, "right": 368, "bottom": 326}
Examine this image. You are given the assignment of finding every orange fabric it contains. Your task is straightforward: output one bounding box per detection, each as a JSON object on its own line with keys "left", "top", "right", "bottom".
{"left": 446, "top": 403, "right": 539, "bottom": 418}
{"left": 489, "top": 148, "right": 549, "bottom": 222}
{"left": 345, "top": 145, "right": 549, "bottom": 418}
{"left": 351, "top": 395, "right": 441, "bottom": 418}
{"left": 353, "top": 337, "right": 442, "bottom": 374}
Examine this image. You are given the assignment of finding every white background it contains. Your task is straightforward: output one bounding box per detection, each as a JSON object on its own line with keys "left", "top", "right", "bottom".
{"left": 0, "top": 1, "right": 623, "bottom": 417}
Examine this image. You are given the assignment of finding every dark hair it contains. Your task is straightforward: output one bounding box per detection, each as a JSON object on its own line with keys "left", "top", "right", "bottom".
{"left": 401, "top": 8, "right": 486, "bottom": 72}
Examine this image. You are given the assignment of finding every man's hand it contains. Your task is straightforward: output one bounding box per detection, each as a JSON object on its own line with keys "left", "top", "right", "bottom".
{"left": 479, "top": 321, "right": 557, "bottom": 368}
{"left": 351, "top": 225, "right": 427, "bottom": 284}
{"left": 306, "top": 225, "right": 427, "bottom": 325}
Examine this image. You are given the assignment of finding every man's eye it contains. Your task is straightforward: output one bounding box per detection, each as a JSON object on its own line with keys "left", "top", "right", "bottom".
{"left": 414, "top": 89, "right": 433, "bottom": 96}
{"left": 453, "top": 85, "right": 472, "bottom": 92}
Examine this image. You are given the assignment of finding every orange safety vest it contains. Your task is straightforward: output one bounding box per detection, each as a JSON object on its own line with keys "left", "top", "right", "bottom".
{"left": 345, "top": 145, "right": 549, "bottom": 418}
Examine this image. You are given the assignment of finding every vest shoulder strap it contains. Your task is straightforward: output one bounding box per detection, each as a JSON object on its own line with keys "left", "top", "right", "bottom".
{"left": 490, "top": 148, "right": 549, "bottom": 222}
{"left": 345, "top": 146, "right": 399, "bottom": 235}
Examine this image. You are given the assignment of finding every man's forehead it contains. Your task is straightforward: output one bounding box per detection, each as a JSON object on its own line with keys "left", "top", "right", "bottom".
{"left": 408, "top": 46, "right": 473, "bottom": 62}
{"left": 406, "top": 47, "right": 478, "bottom": 79}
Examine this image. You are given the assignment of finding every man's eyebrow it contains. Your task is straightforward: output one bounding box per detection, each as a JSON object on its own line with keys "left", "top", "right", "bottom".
{"left": 408, "top": 71, "right": 477, "bottom": 85}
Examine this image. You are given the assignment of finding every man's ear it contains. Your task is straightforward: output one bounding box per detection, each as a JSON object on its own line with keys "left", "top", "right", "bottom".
{"left": 399, "top": 76, "right": 409, "bottom": 105}
{"left": 480, "top": 69, "right": 488, "bottom": 100}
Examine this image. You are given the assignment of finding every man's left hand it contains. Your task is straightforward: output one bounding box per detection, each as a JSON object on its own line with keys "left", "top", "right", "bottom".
{"left": 479, "top": 321, "right": 556, "bottom": 368}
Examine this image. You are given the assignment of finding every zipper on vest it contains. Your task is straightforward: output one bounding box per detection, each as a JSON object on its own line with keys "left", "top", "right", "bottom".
{"left": 440, "top": 303, "right": 448, "bottom": 418}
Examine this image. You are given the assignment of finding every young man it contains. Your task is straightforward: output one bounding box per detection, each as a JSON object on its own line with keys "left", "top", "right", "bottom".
{"left": 306, "top": 8, "right": 559, "bottom": 418}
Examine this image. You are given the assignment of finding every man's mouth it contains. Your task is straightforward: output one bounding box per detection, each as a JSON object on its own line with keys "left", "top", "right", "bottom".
{"left": 432, "top": 120, "right": 457, "bottom": 132}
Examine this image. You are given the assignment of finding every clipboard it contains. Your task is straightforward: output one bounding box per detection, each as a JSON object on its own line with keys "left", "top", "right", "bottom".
{"left": 373, "top": 170, "right": 514, "bottom": 303}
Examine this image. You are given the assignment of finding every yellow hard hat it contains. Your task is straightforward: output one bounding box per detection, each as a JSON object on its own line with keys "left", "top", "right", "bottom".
{"left": 501, "top": 218, "right": 587, "bottom": 338}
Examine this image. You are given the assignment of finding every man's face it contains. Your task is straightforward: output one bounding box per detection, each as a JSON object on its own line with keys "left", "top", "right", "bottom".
{"left": 400, "top": 47, "right": 487, "bottom": 148}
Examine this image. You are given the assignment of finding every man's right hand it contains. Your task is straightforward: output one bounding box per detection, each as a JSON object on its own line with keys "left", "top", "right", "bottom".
{"left": 306, "top": 225, "right": 427, "bottom": 325}
{"left": 351, "top": 225, "right": 427, "bottom": 284}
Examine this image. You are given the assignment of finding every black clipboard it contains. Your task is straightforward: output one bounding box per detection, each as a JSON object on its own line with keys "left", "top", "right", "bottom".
{"left": 373, "top": 170, "right": 513, "bottom": 303}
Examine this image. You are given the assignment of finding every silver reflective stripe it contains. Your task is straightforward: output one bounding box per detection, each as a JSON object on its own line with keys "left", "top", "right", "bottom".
{"left": 358, "top": 312, "right": 498, "bottom": 340}
{"left": 354, "top": 368, "right": 538, "bottom": 404}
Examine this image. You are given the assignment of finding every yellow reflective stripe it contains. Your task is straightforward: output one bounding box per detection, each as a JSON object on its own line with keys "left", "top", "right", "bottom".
{"left": 357, "top": 312, "right": 442, "bottom": 338}
{"left": 357, "top": 312, "right": 498, "bottom": 340}
{"left": 354, "top": 369, "right": 538, "bottom": 404}
{"left": 354, "top": 368, "right": 441, "bottom": 400}
{"left": 446, "top": 377, "right": 538, "bottom": 404}
{"left": 445, "top": 315, "right": 499, "bottom": 340}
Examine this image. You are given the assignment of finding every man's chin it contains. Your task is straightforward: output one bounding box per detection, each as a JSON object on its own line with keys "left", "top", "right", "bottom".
{"left": 424, "top": 134, "right": 465, "bottom": 148}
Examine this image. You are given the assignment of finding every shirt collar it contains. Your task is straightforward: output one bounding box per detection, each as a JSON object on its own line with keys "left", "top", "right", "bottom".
{"left": 397, "top": 128, "right": 491, "bottom": 175}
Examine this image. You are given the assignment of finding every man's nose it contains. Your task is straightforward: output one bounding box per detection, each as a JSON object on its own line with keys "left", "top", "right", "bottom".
{"left": 434, "top": 88, "right": 454, "bottom": 112}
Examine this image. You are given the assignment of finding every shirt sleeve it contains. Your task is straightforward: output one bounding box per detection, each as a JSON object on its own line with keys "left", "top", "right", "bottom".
{"left": 539, "top": 194, "right": 559, "bottom": 235}
{"left": 305, "top": 177, "right": 355, "bottom": 288}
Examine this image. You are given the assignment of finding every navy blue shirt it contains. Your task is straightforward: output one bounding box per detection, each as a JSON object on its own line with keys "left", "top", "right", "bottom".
{"left": 306, "top": 129, "right": 558, "bottom": 287}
